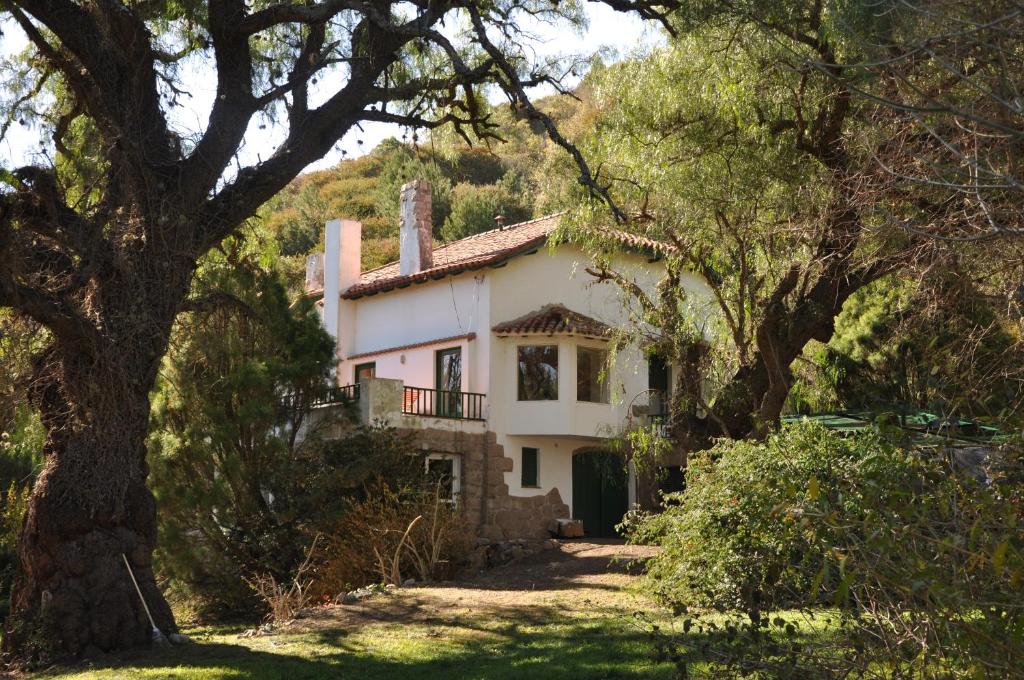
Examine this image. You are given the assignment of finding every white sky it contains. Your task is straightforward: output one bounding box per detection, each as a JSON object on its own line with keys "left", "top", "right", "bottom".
{"left": 0, "top": 5, "right": 661, "bottom": 174}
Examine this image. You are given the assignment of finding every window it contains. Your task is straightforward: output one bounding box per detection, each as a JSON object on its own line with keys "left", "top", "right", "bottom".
{"left": 577, "top": 347, "right": 609, "bottom": 403}
{"left": 354, "top": 362, "right": 376, "bottom": 383}
{"left": 648, "top": 354, "right": 669, "bottom": 416}
{"left": 518, "top": 345, "right": 558, "bottom": 400}
{"left": 521, "top": 447, "right": 539, "bottom": 488}
{"left": 435, "top": 347, "right": 462, "bottom": 417}
{"left": 425, "top": 453, "right": 461, "bottom": 502}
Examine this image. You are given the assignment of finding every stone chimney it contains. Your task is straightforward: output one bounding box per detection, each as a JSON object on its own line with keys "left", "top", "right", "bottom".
{"left": 322, "top": 218, "right": 362, "bottom": 343}
{"left": 399, "top": 180, "right": 433, "bottom": 276}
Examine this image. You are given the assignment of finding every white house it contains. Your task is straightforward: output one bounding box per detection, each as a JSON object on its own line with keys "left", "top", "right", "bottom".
{"left": 305, "top": 180, "right": 706, "bottom": 539}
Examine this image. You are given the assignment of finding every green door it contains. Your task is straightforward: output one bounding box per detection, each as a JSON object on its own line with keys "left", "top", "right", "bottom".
{"left": 572, "top": 451, "right": 628, "bottom": 538}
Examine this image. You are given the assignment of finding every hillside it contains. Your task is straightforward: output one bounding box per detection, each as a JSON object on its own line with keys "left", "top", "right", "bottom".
{"left": 260, "top": 90, "right": 591, "bottom": 272}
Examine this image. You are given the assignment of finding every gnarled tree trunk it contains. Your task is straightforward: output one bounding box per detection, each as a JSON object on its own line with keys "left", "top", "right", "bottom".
{"left": 3, "top": 273, "right": 188, "bottom": 658}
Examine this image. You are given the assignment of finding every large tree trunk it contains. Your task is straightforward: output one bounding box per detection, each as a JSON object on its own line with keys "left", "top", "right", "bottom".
{"left": 3, "top": 293, "right": 182, "bottom": 659}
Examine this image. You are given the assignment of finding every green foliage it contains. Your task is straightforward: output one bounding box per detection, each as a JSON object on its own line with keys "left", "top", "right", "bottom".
{"left": 0, "top": 407, "right": 43, "bottom": 619}
{"left": 630, "top": 423, "right": 905, "bottom": 612}
{"left": 260, "top": 90, "right": 587, "bottom": 277}
{"left": 790, "top": 270, "right": 1024, "bottom": 418}
{"left": 149, "top": 233, "right": 338, "bottom": 616}
{"left": 631, "top": 421, "right": 1024, "bottom": 676}
{"left": 440, "top": 173, "right": 532, "bottom": 241}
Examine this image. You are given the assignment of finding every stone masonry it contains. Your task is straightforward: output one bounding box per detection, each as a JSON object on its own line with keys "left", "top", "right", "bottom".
{"left": 399, "top": 427, "right": 570, "bottom": 541}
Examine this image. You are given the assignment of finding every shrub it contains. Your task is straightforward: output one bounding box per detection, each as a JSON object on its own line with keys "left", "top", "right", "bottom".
{"left": 631, "top": 422, "right": 1024, "bottom": 677}
{"left": 315, "top": 482, "right": 471, "bottom": 595}
{"left": 630, "top": 423, "right": 906, "bottom": 612}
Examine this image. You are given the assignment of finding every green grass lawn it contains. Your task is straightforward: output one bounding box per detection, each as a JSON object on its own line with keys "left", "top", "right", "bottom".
{"left": 33, "top": 543, "right": 844, "bottom": 680}
{"left": 40, "top": 579, "right": 677, "bottom": 679}
{"left": 41, "top": 611, "right": 672, "bottom": 680}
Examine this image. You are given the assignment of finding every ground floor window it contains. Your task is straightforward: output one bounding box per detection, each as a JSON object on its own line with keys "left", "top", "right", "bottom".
{"left": 521, "top": 447, "right": 539, "bottom": 488}
{"left": 425, "top": 452, "right": 462, "bottom": 502}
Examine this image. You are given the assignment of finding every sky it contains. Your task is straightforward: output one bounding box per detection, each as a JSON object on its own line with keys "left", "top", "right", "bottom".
{"left": 0, "top": 5, "right": 661, "bottom": 175}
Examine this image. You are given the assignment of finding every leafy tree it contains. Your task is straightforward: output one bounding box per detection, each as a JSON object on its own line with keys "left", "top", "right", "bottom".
{"left": 0, "top": 0, "right": 679, "bottom": 656}
{"left": 149, "top": 233, "right": 429, "bottom": 616}
{"left": 149, "top": 233, "right": 333, "bottom": 613}
{"left": 441, "top": 174, "right": 532, "bottom": 241}
{"left": 567, "top": 5, "right": 943, "bottom": 446}
{"left": 789, "top": 267, "right": 1024, "bottom": 418}
{"left": 822, "top": 1, "right": 1024, "bottom": 241}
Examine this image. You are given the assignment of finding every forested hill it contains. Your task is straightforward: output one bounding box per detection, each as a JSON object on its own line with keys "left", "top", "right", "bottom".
{"left": 260, "top": 91, "right": 587, "bottom": 271}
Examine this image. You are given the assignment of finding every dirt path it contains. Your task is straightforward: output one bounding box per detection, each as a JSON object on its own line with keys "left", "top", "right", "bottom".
{"left": 293, "top": 540, "right": 660, "bottom": 632}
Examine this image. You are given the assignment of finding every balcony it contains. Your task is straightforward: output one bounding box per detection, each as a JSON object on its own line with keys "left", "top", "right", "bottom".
{"left": 401, "top": 386, "right": 486, "bottom": 421}
{"left": 313, "top": 378, "right": 487, "bottom": 429}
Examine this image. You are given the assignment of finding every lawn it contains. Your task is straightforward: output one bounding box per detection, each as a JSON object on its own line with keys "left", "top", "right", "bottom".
{"left": 40, "top": 542, "right": 677, "bottom": 680}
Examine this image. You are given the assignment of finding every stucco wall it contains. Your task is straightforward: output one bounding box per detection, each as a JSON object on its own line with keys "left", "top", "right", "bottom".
{"left": 328, "top": 238, "right": 712, "bottom": 508}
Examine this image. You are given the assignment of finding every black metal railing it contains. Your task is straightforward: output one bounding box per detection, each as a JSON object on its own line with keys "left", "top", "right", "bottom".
{"left": 310, "top": 383, "right": 360, "bottom": 408}
{"left": 649, "top": 412, "right": 669, "bottom": 438}
{"left": 402, "top": 386, "right": 486, "bottom": 421}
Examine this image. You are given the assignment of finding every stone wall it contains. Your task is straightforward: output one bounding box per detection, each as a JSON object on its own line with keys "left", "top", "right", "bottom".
{"left": 398, "top": 427, "right": 570, "bottom": 541}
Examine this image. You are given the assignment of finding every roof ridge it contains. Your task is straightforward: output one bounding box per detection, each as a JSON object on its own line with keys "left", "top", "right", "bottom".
{"left": 435, "top": 211, "right": 564, "bottom": 246}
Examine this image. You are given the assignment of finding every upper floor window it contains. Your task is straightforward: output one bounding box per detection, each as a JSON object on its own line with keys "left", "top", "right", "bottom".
{"left": 354, "top": 361, "right": 376, "bottom": 383}
{"left": 577, "top": 347, "right": 609, "bottom": 403}
{"left": 518, "top": 345, "right": 558, "bottom": 400}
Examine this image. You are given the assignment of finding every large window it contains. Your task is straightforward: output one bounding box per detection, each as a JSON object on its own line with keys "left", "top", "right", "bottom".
{"left": 517, "top": 345, "right": 558, "bottom": 400}
{"left": 521, "top": 447, "right": 539, "bottom": 488}
{"left": 577, "top": 347, "right": 609, "bottom": 403}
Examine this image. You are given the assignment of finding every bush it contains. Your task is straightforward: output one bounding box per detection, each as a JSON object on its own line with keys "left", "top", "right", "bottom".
{"left": 314, "top": 481, "right": 471, "bottom": 595}
{"left": 630, "top": 422, "right": 1024, "bottom": 677}
{"left": 630, "top": 423, "right": 906, "bottom": 612}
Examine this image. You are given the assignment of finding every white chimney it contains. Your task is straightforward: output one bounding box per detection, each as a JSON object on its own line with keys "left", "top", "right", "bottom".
{"left": 323, "top": 218, "right": 362, "bottom": 343}
{"left": 399, "top": 180, "right": 433, "bottom": 276}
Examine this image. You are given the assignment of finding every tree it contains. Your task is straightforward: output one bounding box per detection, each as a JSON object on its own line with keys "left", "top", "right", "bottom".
{"left": 819, "top": 1, "right": 1024, "bottom": 242}
{"left": 571, "top": 3, "right": 935, "bottom": 446}
{"left": 149, "top": 232, "right": 334, "bottom": 615}
{"left": 0, "top": 0, "right": 680, "bottom": 658}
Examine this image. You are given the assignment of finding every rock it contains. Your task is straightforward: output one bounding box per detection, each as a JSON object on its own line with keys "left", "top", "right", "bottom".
{"left": 402, "top": 578, "right": 416, "bottom": 586}
{"left": 475, "top": 537, "right": 491, "bottom": 547}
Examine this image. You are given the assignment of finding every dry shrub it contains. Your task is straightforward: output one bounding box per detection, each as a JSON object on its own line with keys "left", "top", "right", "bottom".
{"left": 245, "top": 535, "right": 320, "bottom": 624}
{"left": 313, "top": 482, "right": 470, "bottom": 596}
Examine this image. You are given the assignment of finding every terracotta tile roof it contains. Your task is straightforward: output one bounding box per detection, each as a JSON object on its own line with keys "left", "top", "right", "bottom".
{"left": 492, "top": 304, "right": 613, "bottom": 339}
{"left": 343, "top": 214, "right": 560, "bottom": 299}
{"left": 339, "top": 213, "right": 674, "bottom": 300}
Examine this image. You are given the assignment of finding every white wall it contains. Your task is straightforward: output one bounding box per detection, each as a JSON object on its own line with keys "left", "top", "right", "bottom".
{"left": 500, "top": 435, "right": 586, "bottom": 508}
{"left": 336, "top": 273, "right": 491, "bottom": 394}
{"left": 328, "top": 239, "right": 713, "bottom": 504}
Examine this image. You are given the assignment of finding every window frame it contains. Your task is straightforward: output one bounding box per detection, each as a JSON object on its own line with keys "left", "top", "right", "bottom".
{"left": 521, "top": 447, "right": 540, "bottom": 488}
{"left": 576, "top": 345, "right": 610, "bottom": 404}
{"left": 353, "top": 361, "right": 376, "bottom": 383}
{"left": 516, "top": 344, "right": 559, "bottom": 401}
{"left": 425, "top": 452, "right": 462, "bottom": 503}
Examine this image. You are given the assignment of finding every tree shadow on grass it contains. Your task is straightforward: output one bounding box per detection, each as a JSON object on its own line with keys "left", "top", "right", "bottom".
{"left": 39, "top": 608, "right": 674, "bottom": 680}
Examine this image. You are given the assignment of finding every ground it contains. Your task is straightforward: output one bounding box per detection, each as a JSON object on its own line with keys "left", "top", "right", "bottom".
{"left": 41, "top": 541, "right": 674, "bottom": 680}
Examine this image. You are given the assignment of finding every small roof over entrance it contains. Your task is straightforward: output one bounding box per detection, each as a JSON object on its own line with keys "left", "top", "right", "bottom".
{"left": 492, "top": 304, "right": 613, "bottom": 339}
